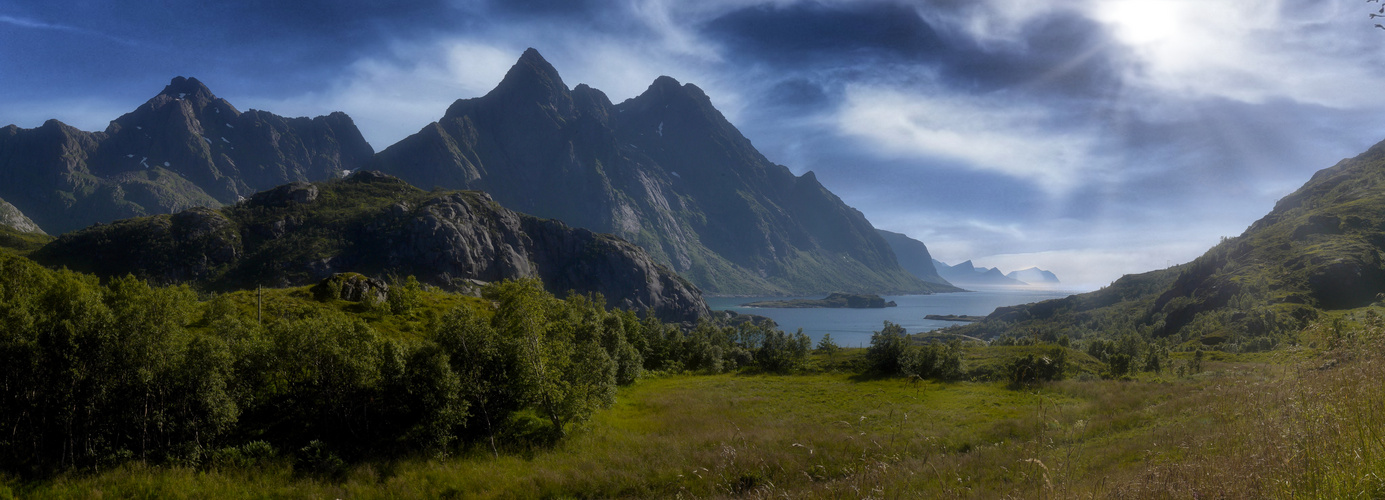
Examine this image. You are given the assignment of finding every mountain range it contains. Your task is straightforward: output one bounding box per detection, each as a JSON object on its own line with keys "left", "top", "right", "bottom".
{"left": 932, "top": 260, "right": 1027, "bottom": 287}
{"left": 365, "top": 49, "right": 945, "bottom": 296}
{"left": 0, "top": 77, "right": 373, "bottom": 235}
{"left": 1, "top": 50, "right": 952, "bottom": 299}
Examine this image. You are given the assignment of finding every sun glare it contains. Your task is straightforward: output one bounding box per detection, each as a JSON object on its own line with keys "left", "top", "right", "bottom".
{"left": 1096, "top": 0, "right": 1188, "bottom": 46}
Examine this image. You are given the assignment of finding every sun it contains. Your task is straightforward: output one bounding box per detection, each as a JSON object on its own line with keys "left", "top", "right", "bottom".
{"left": 1094, "top": 0, "right": 1190, "bottom": 47}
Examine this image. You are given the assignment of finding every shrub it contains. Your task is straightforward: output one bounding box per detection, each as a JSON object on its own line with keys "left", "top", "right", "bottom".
{"left": 1007, "top": 347, "right": 1068, "bottom": 384}
{"left": 867, "top": 321, "right": 910, "bottom": 375}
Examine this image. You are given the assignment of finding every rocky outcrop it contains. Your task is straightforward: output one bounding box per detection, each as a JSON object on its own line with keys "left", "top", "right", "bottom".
{"left": 33, "top": 172, "right": 708, "bottom": 322}
{"left": 0, "top": 198, "right": 44, "bottom": 235}
{"left": 368, "top": 49, "right": 942, "bottom": 296}
{"left": 0, "top": 77, "right": 372, "bottom": 234}
{"left": 312, "top": 273, "right": 389, "bottom": 303}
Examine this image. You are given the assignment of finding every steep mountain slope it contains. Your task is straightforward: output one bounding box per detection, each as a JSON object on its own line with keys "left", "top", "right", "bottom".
{"left": 0, "top": 77, "right": 373, "bottom": 234}
{"left": 368, "top": 48, "right": 941, "bottom": 296}
{"left": 934, "top": 260, "right": 1028, "bottom": 287}
{"left": 876, "top": 229, "right": 959, "bottom": 288}
{"left": 31, "top": 171, "right": 707, "bottom": 322}
{"left": 953, "top": 138, "right": 1385, "bottom": 345}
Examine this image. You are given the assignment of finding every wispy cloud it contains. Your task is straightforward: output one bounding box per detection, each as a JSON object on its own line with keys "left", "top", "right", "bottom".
{"left": 0, "top": 14, "right": 138, "bottom": 46}
{"left": 837, "top": 84, "right": 1105, "bottom": 195}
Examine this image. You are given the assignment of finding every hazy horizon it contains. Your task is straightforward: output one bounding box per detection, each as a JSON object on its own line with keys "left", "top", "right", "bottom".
{"left": 5, "top": 1, "right": 1385, "bottom": 291}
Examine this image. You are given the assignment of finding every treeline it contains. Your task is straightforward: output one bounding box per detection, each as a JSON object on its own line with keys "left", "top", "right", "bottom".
{"left": 0, "top": 254, "right": 820, "bottom": 477}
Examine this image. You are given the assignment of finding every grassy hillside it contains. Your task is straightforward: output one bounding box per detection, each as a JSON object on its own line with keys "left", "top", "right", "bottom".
{"left": 946, "top": 139, "right": 1385, "bottom": 354}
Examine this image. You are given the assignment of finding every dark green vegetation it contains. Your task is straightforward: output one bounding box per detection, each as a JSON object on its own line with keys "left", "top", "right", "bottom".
{"left": 0, "top": 77, "right": 372, "bottom": 234}
{"left": 742, "top": 292, "right": 896, "bottom": 308}
{"left": 0, "top": 251, "right": 833, "bottom": 479}
{"left": 368, "top": 49, "right": 946, "bottom": 296}
{"left": 31, "top": 171, "right": 707, "bottom": 322}
{"left": 11, "top": 317, "right": 1385, "bottom": 498}
{"left": 944, "top": 139, "right": 1385, "bottom": 356}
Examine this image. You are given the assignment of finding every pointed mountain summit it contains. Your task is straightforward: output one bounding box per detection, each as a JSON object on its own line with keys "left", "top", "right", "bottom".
{"left": 369, "top": 49, "right": 945, "bottom": 295}
{"left": 0, "top": 77, "right": 373, "bottom": 234}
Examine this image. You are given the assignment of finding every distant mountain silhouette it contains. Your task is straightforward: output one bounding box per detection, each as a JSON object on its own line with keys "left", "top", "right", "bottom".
{"left": 0, "top": 77, "right": 372, "bottom": 234}
{"left": 1006, "top": 267, "right": 1060, "bottom": 285}
{"left": 933, "top": 259, "right": 1028, "bottom": 287}
{"left": 367, "top": 49, "right": 945, "bottom": 296}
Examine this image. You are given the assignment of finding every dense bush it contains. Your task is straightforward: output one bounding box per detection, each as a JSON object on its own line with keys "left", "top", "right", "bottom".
{"left": 0, "top": 254, "right": 847, "bottom": 476}
{"left": 867, "top": 321, "right": 962, "bottom": 379}
{"left": 1006, "top": 347, "right": 1068, "bottom": 384}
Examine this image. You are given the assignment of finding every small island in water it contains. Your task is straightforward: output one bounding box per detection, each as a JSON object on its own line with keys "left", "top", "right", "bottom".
{"left": 924, "top": 314, "right": 987, "bottom": 322}
{"left": 743, "top": 292, "right": 897, "bottom": 309}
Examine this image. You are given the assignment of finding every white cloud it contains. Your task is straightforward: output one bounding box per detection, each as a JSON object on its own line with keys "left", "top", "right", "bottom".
{"left": 837, "top": 85, "right": 1104, "bottom": 195}
{"left": 241, "top": 40, "right": 520, "bottom": 149}
{"left": 1091, "top": 0, "right": 1385, "bottom": 108}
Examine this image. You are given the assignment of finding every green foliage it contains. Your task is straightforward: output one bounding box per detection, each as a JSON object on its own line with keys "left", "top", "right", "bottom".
{"left": 867, "top": 321, "right": 911, "bottom": 375}
{"left": 754, "top": 328, "right": 811, "bottom": 373}
{"left": 816, "top": 333, "right": 840, "bottom": 354}
{"left": 1006, "top": 347, "right": 1068, "bottom": 384}
{"left": 901, "top": 341, "right": 963, "bottom": 380}
{"left": 1108, "top": 353, "right": 1133, "bottom": 378}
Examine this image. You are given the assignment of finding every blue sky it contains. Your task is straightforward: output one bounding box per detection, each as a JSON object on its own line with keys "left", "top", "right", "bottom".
{"left": 4, "top": 0, "right": 1385, "bottom": 289}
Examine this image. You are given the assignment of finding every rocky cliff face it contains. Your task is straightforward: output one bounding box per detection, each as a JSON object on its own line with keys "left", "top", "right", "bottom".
{"left": 32, "top": 171, "right": 707, "bottom": 322}
{"left": 0, "top": 77, "right": 373, "bottom": 235}
{"left": 368, "top": 49, "right": 941, "bottom": 296}
{"left": 0, "top": 198, "right": 44, "bottom": 235}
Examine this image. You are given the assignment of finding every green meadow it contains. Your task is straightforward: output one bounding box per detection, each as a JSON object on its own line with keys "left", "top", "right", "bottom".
{"left": 10, "top": 319, "right": 1385, "bottom": 499}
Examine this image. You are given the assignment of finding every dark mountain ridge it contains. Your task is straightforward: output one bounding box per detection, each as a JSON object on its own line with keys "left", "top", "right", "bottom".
{"left": 0, "top": 77, "right": 373, "bottom": 234}
{"left": 368, "top": 48, "right": 944, "bottom": 296}
{"left": 31, "top": 171, "right": 708, "bottom": 322}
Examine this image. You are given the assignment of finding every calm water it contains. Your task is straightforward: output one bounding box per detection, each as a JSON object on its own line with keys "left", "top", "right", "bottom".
{"left": 704, "top": 286, "right": 1082, "bottom": 347}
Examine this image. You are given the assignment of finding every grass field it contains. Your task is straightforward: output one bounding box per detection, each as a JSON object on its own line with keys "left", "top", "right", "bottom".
{"left": 7, "top": 322, "right": 1385, "bottom": 499}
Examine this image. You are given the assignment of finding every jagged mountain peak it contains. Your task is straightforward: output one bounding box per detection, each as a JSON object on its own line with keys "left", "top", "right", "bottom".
{"left": 484, "top": 47, "right": 569, "bottom": 102}
{"left": 370, "top": 50, "right": 941, "bottom": 295}
{"left": 0, "top": 77, "right": 373, "bottom": 234}
{"left": 159, "top": 76, "right": 214, "bottom": 100}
